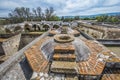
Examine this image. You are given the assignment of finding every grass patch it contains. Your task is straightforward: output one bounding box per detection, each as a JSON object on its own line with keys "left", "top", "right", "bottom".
{"left": 27, "top": 31, "right": 45, "bottom": 34}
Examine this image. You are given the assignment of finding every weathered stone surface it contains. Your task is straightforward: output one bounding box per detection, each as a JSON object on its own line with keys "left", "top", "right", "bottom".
{"left": 54, "top": 43, "right": 75, "bottom": 53}
{"left": 0, "top": 33, "right": 21, "bottom": 56}
{"left": 53, "top": 53, "right": 76, "bottom": 61}
{"left": 24, "top": 36, "right": 51, "bottom": 72}
{"left": 0, "top": 31, "right": 49, "bottom": 79}
{"left": 51, "top": 61, "right": 77, "bottom": 74}
{"left": 80, "top": 23, "right": 120, "bottom": 39}
{"left": 31, "top": 72, "right": 66, "bottom": 80}
{"left": 1, "top": 63, "right": 26, "bottom": 80}
{"left": 102, "top": 73, "right": 120, "bottom": 80}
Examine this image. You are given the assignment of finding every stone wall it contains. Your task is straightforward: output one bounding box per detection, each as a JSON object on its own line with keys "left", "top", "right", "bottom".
{"left": 80, "top": 26, "right": 104, "bottom": 39}
{"left": 2, "top": 34, "right": 21, "bottom": 56}
{"left": 19, "top": 34, "right": 41, "bottom": 49}
{"left": 107, "top": 30, "right": 120, "bottom": 39}
{"left": 0, "top": 32, "right": 49, "bottom": 79}
{"left": 0, "top": 34, "right": 21, "bottom": 56}
{"left": 0, "top": 43, "right": 4, "bottom": 55}
{"left": 80, "top": 24, "right": 120, "bottom": 39}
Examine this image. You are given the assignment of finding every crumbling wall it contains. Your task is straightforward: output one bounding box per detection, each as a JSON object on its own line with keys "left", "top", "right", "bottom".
{"left": 19, "top": 34, "right": 41, "bottom": 49}
{"left": 0, "top": 32, "right": 49, "bottom": 79}
{"left": 106, "top": 30, "right": 120, "bottom": 39}
{"left": 0, "top": 43, "right": 4, "bottom": 55}
{"left": 80, "top": 27, "right": 104, "bottom": 39}
{"left": 1, "top": 34, "right": 21, "bottom": 56}
{"left": 80, "top": 24, "right": 120, "bottom": 39}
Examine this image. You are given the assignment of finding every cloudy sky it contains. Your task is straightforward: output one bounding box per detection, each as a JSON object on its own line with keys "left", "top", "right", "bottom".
{"left": 0, "top": 0, "right": 120, "bottom": 17}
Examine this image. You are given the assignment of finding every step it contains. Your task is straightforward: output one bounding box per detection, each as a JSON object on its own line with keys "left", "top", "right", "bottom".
{"left": 50, "top": 61, "right": 77, "bottom": 74}
{"left": 54, "top": 44, "right": 75, "bottom": 53}
{"left": 53, "top": 54, "right": 76, "bottom": 61}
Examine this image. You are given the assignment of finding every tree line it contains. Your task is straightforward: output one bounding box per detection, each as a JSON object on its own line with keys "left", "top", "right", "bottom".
{"left": 8, "top": 7, "right": 60, "bottom": 23}
{"left": 61, "top": 16, "right": 80, "bottom": 22}
{"left": 80, "top": 14, "right": 120, "bottom": 23}
{"left": 0, "top": 6, "right": 120, "bottom": 25}
{"left": 96, "top": 14, "right": 120, "bottom": 23}
{"left": 7, "top": 6, "right": 80, "bottom": 23}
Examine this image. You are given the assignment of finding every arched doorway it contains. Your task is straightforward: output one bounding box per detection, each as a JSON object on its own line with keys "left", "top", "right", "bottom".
{"left": 24, "top": 23, "right": 31, "bottom": 32}
{"left": 32, "top": 24, "right": 37, "bottom": 31}
{"left": 43, "top": 24, "right": 50, "bottom": 31}
{"left": 53, "top": 24, "right": 60, "bottom": 29}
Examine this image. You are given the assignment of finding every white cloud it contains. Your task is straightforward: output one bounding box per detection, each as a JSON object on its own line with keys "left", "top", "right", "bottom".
{"left": 0, "top": 1, "right": 20, "bottom": 9}
{"left": 43, "top": 0, "right": 64, "bottom": 4}
{"left": 68, "top": 6, "right": 120, "bottom": 16}
{"left": 55, "top": 0, "right": 96, "bottom": 16}
{"left": 56, "top": 0, "right": 99, "bottom": 15}
{"left": 103, "top": 0, "right": 120, "bottom": 6}
{"left": 55, "top": 0, "right": 120, "bottom": 16}
{"left": 0, "top": 0, "right": 120, "bottom": 17}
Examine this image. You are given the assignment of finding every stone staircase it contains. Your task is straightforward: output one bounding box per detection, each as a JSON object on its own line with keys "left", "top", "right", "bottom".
{"left": 50, "top": 44, "right": 77, "bottom": 74}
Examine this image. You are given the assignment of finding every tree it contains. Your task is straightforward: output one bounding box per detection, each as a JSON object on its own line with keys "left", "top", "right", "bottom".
{"left": 63, "top": 17, "right": 74, "bottom": 22}
{"left": 8, "top": 6, "right": 59, "bottom": 23}
{"left": 32, "top": 8, "right": 37, "bottom": 17}
{"left": 45, "top": 7, "right": 55, "bottom": 20}
{"left": 61, "top": 16, "right": 64, "bottom": 21}
{"left": 74, "top": 16, "right": 80, "bottom": 20}
{"left": 8, "top": 7, "right": 31, "bottom": 23}
{"left": 32, "top": 7, "right": 43, "bottom": 21}
{"left": 49, "top": 16, "right": 60, "bottom": 21}
{"left": 37, "top": 7, "right": 42, "bottom": 19}
{"left": 96, "top": 14, "right": 120, "bottom": 23}
{"left": 111, "top": 17, "right": 119, "bottom": 23}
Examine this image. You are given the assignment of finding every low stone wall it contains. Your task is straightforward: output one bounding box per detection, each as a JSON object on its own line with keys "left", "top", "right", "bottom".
{"left": 106, "top": 62, "right": 120, "bottom": 68}
{"left": 2, "top": 34, "right": 21, "bottom": 56}
{"left": 0, "top": 31, "right": 49, "bottom": 79}
{"left": 77, "top": 29, "right": 94, "bottom": 40}
{"left": 0, "top": 34, "right": 18, "bottom": 38}
{"left": 97, "top": 39, "right": 120, "bottom": 46}
{"left": 107, "top": 30, "right": 120, "bottom": 39}
{"left": 19, "top": 34, "right": 41, "bottom": 49}
{"left": 80, "top": 24, "right": 120, "bottom": 39}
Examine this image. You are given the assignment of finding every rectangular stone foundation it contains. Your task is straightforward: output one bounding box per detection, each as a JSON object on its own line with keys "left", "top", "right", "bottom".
{"left": 54, "top": 44, "right": 75, "bottom": 53}
{"left": 50, "top": 61, "right": 77, "bottom": 74}
{"left": 53, "top": 54, "right": 76, "bottom": 61}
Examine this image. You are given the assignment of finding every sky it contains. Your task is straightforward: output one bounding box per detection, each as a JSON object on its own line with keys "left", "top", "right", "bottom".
{"left": 0, "top": 0, "right": 120, "bottom": 17}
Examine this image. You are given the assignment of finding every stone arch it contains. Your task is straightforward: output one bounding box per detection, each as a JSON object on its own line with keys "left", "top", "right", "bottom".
{"left": 32, "top": 24, "right": 37, "bottom": 31}
{"left": 53, "top": 24, "right": 60, "bottom": 29}
{"left": 37, "top": 26, "right": 41, "bottom": 31}
{"left": 24, "top": 23, "right": 31, "bottom": 32}
{"left": 43, "top": 24, "right": 50, "bottom": 31}
{"left": 32, "top": 24, "right": 41, "bottom": 31}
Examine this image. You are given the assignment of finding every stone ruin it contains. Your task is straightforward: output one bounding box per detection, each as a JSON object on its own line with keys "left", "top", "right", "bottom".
{"left": 0, "top": 33, "right": 21, "bottom": 64}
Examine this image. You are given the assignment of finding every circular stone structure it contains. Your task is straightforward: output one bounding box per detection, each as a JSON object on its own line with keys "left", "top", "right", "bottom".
{"left": 54, "top": 34, "right": 74, "bottom": 43}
